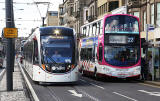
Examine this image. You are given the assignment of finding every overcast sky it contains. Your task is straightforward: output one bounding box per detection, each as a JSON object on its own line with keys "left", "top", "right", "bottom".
{"left": 0, "top": 0, "right": 63, "bottom": 37}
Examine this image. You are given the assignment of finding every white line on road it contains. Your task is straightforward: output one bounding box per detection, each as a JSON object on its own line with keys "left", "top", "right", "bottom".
{"left": 80, "top": 79, "right": 105, "bottom": 90}
{"left": 77, "top": 88, "right": 100, "bottom": 101}
{"left": 90, "top": 83, "right": 105, "bottom": 90}
{"left": 80, "top": 79, "right": 87, "bottom": 82}
{"left": 68, "top": 90, "right": 83, "bottom": 97}
{"left": 138, "top": 90, "right": 160, "bottom": 96}
{"left": 113, "top": 92, "right": 138, "bottom": 101}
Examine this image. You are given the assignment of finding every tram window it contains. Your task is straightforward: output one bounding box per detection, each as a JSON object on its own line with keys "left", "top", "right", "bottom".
{"left": 29, "top": 42, "right": 33, "bottom": 63}
{"left": 33, "top": 40, "right": 39, "bottom": 64}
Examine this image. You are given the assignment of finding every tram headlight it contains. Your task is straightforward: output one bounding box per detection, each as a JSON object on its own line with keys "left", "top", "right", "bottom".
{"left": 66, "top": 65, "right": 75, "bottom": 72}
{"left": 66, "top": 65, "right": 71, "bottom": 71}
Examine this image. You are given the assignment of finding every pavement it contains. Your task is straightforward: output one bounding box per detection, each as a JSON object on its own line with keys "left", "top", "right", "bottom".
{"left": 0, "top": 60, "right": 30, "bottom": 101}
{"left": 141, "top": 80, "right": 160, "bottom": 86}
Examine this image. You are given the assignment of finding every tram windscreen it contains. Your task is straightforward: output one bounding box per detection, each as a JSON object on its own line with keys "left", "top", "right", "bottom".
{"left": 104, "top": 46, "right": 140, "bottom": 67}
{"left": 41, "top": 35, "right": 74, "bottom": 64}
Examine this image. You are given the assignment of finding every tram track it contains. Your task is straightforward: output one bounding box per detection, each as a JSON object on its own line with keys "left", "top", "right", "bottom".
{"left": 44, "top": 86, "right": 63, "bottom": 101}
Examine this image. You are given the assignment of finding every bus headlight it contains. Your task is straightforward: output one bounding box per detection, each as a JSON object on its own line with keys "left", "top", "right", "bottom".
{"left": 106, "top": 68, "right": 111, "bottom": 72}
{"left": 134, "top": 68, "right": 140, "bottom": 73}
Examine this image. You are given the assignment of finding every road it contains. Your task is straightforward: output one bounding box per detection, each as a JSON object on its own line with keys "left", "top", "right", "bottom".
{"left": 0, "top": 68, "right": 3, "bottom": 74}
{"left": 25, "top": 72, "right": 160, "bottom": 101}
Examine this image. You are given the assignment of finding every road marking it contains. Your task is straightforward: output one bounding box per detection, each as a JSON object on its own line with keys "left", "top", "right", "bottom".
{"left": 90, "top": 83, "right": 105, "bottom": 90}
{"left": 80, "top": 79, "right": 105, "bottom": 90}
{"left": 138, "top": 90, "right": 160, "bottom": 96}
{"left": 113, "top": 92, "right": 138, "bottom": 101}
{"left": 80, "top": 79, "right": 87, "bottom": 82}
{"left": 77, "top": 88, "right": 100, "bottom": 101}
{"left": 68, "top": 90, "right": 82, "bottom": 98}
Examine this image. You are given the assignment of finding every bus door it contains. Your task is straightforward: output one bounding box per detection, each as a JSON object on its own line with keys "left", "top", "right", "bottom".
{"left": 98, "top": 45, "right": 103, "bottom": 63}
{"left": 90, "top": 46, "right": 96, "bottom": 72}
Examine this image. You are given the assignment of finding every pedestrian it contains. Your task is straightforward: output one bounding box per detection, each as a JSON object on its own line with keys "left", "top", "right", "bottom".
{"left": 141, "top": 55, "right": 147, "bottom": 80}
{"left": 141, "top": 57, "right": 145, "bottom": 80}
{"left": 148, "top": 55, "right": 153, "bottom": 80}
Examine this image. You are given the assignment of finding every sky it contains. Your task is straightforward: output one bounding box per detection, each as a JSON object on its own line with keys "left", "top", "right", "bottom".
{"left": 0, "top": 0, "right": 63, "bottom": 37}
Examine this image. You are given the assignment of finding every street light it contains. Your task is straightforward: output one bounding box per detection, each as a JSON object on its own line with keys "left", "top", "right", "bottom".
{"left": 34, "top": 2, "right": 50, "bottom": 26}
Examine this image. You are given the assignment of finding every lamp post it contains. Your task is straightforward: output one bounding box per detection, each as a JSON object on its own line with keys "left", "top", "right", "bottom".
{"left": 34, "top": 2, "right": 50, "bottom": 27}
{"left": 125, "top": 0, "right": 128, "bottom": 14}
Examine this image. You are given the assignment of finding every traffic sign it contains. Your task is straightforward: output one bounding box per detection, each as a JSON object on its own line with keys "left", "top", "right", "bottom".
{"left": 148, "top": 24, "right": 155, "bottom": 32}
{"left": 3, "top": 28, "right": 18, "bottom": 38}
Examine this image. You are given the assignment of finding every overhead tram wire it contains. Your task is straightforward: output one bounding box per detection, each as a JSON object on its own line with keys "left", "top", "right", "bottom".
{"left": 32, "top": 0, "right": 51, "bottom": 26}
{"left": 0, "top": 19, "right": 42, "bottom": 22}
{"left": 0, "top": 2, "right": 35, "bottom": 5}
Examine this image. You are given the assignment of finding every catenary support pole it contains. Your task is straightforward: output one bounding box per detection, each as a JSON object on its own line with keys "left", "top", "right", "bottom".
{"left": 5, "top": 0, "right": 15, "bottom": 91}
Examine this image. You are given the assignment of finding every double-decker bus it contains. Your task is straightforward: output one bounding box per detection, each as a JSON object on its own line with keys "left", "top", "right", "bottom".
{"left": 23, "top": 26, "right": 79, "bottom": 83}
{"left": 79, "top": 14, "right": 141, "bottom": 79}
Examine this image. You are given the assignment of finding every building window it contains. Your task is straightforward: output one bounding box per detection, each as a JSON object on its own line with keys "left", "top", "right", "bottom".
{"left": 102, "top": 6, "right": 103, "bottom": 15}
{"left": 49, "top": 12, "right": 58, "bottom": 16}
{"left": 122, "top": 0, "right": 126, "bottom": 6}
{"left": 108, "top": 1, "right": 119, "bottom": 12}
{"left": 133, "top": 12, "right": 139, "bottom": 18}
{"left": 100, "top": 6, "right": 102, "bottom": 15}
{"left": 98, "top": 7, "right": 100, "bottom": 16}
{"left": 105, "top": 3, "right": 107, "bottom": 13}
{"left": 70, "top": 7, "right": 73, "bottom": 16}
{"left": 143, "top": 11, "right": 146, "bottom": 31}
{"left": 157, "top": 3, "right": 160, "bottom": 27}
{"left": 93, "top": 6, "right": 94, "bottom": 16}
{"left": 86, "top": 10, "right": 88, "bottom": 20}
{"left": 151, "top": 4, "right": 154, "bottom": 25}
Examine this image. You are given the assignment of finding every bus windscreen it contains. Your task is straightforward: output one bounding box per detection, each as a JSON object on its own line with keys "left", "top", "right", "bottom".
{"left": 105, "top": 15, "right": 139, "bottom": 34}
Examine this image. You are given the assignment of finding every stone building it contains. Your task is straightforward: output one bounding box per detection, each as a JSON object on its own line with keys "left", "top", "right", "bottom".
{"left": 46, "top": 11, "right": 58, "bottom": 26}
{"left": 97, "top": 0, "right": 126, "bottom": 19}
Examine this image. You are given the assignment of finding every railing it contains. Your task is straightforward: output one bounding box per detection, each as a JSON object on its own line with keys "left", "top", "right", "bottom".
{"left": 88, "top": 15, "right": 95, "bottom": 22}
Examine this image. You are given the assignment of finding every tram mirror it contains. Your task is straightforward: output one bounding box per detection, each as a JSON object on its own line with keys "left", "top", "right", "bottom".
{"left": 34, "top": 57, "right": 39, "bottom": 64}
